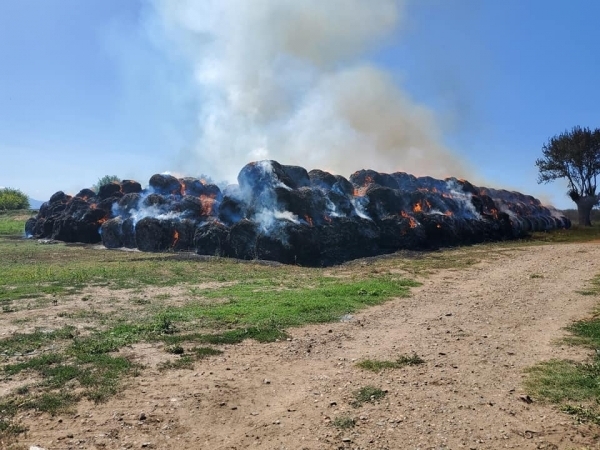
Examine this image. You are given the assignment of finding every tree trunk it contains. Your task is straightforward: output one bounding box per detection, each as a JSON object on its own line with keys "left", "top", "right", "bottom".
{"left": 574, "top": 195, "right": 597, "bottom": 226}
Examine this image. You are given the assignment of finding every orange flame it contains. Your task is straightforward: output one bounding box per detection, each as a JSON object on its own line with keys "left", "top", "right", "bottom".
{"left": 200, "top": 195, "right": 216, "bottom": 216}
{"left": 323, "top": 215, "right": 332, "bottom": 223}
{"left": 304, "top": 215, "right": 314, "bottom": 227}
{"left": 412, "top": 200, "right": 432, "bottom": 213}
{"left": 173, "top": 230, "right": 180, "bottom": 247}
{"left": 354, "top": 175, "right": 375, "bottom": 197}
{"left": 400, "top": 211, "right": 418, "bottom": 228}
{"left": 97, "top": 217, "right": 107, "bottom": 225}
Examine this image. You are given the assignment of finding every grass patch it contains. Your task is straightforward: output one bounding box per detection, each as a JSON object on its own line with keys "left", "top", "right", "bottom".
{"left": 356, "top": 353, "right": 425, "bottom": 373}
{"left": 166, "top": 344, "right": 185, "bottom": 355}
{"left": 525, "top": 287, "right": 600, "bottom": 427}
{"left": 561, "top": 404, "right": 600, "bottom": 426}
{"left": 529, "top": 223, "right": 600, "bottom": 244}
{"left": 351, "top": 386, "right": 387, "bottom": 407}
{"left": 332, "top": 415, "right": 356, "bottom": 429}
{"left": 525, "top": 359, "right": 600, "bottom": 403}
{"left": 1, "top": 326, "right": 77, "bottom": 356}
{"left": 22, "top": 392, "right": 77, "bottom": 415}
{"left": 574, "top": 275, "right": 600, "bottom": 297}
{"left": 160, "top": 277, "right": 418, "bottom": 330}
{"left": 0, "top": 210, "right": 32, "bottom": 236}
{"left": 158, "top": 355, "right": 195, "bottom": 371}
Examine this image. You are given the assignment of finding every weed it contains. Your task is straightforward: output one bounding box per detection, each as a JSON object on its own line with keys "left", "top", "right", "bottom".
{"left": 0, "top": 417, "right": 28, "bottom": 437}
{"left": 166, "top": 345, "right": 185, "bottom": 355}
{"left": 332, "top": 415, "right": 355, "bottom": 429}
{"left": 561, "top": 404, "right": 600, "bottom": 425}
{"left": 15, "top": 386, "right": 28, "bottom": 396}
{"left": 158, "top": 356, "right": 195, "bottom": 371}
{"left": 0, "top": 326, "right": 77, "bottom": 356}
{"left": 525, "top": 290, "right": 600, "bottom": 427}
{"left": 357, "top": 354, "right": 424, "bottom": 373}
{"left": 152, "top": 314, "right": 176, "bottom": 335}
{"left": 22, "top": 392, "right": 77, "bottom": 415}
{"left": 351, "top": 386, "right": 387, "bottom": 407}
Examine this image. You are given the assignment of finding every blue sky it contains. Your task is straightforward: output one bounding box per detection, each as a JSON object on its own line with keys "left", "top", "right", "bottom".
{"left": 1, "top": 0, "right": 598, "bottom": 209}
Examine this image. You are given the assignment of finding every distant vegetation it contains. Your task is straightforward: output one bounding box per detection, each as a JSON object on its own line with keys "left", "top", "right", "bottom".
{"left": 0, "top": 188, "right": 29, "bottom": 211}
{"left": 536, "top": 126, "right": 600, "bottom": 226}
{"left": 561, "top": 208, "right": 600, "bottom": 223}
{"left": 92, "top": 175, "right": 120, "bottom": 193}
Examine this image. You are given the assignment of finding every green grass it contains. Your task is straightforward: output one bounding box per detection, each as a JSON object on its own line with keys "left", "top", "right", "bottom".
{"left": 525, "top": 359, "right": 600, "bottom": 403}
{"left": 160, "top": 277, "right": 418, "bottom": 330}
{"left": 0, "top": 210, "right": 32, "bottom": 236}
{"left": 350, "top": 386, "right": 387, "bottom": 408}
{"left": 529, "top": 223, "right": 600, "bottom": 244}
{"left": 332, "top": 415, "right": 356, "bottom": 429}
{"left": 0, "top": 230, "right": 423, "bottom": 437}
{"left": 561, "top": 404, "right": 600, "bottom": 426}
{"left": 12, "top": 214, "right": 600, "bottom": 436}
{"left": 356, "top": 353, "right": 425, "bottom": 373}
{"left": 190, "top": 346, "right": 223, "bottom": 358}
{"left": 525, "top": 290, "right": 600, "bottom": 426}
{"left": 574, "top": 275, "right": 600, "bottom": 298}
{"left": 158, "top": 355, "right": 195, "bottom": 371}
{"left": 0, "top": 326, "right": 77, "bottom": 356}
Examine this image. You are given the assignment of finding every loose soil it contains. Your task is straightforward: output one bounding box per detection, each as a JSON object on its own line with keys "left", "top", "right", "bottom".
{"left": 10, "top": 243, "right": 600, "bottom": 449}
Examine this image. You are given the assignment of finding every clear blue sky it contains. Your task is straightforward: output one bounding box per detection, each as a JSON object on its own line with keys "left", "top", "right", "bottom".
{"left": 1, "top": 0, "right": 598, "bottom": 209}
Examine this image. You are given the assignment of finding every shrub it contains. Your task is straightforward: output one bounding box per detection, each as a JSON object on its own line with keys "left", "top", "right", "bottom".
{"left": 93, "top": 175, "right": 121, "bottom": 193}
{"left": 0, "top": 188, "right": 30, "bottom": 210}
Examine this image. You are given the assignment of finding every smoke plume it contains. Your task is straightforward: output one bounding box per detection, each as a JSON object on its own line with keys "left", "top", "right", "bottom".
{"left": 152, "top": 0, "right": 468, "bottom": 181}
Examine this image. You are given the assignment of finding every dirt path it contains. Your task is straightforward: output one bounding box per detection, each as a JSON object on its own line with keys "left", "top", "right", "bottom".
{"left": 20, "top": 243, "right": 600, "bottom": 450}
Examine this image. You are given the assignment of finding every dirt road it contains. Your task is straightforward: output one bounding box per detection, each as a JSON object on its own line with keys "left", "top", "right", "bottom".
{"left": 21, "top": 243, "right": 600, "bottom": 450}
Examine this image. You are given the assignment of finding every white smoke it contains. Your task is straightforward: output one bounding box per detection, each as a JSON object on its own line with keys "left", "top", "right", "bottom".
{"left": 151, "top": 0, "right": 469, "bottom": 181}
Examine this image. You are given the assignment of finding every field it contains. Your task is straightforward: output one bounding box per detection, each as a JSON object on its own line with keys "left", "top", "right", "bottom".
{"left": 1, "top": 210, "right": 600, "bottom": 449}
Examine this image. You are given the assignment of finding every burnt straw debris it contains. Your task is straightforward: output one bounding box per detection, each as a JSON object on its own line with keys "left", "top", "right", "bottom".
{"left": 25, "top": 160, "right": 570, "bottom": 266}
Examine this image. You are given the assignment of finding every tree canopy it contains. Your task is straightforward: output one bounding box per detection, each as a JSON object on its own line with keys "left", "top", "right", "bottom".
{"left": 536, "top": 126, "right": 600, "bottom": 226}
{"left": 0, "top": 187, "right": 30, "bottom": 210}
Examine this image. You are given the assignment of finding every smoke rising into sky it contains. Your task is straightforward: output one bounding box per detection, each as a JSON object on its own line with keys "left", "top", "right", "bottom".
{"left": 152, "top": 0, "right": 470, "bottom": 181}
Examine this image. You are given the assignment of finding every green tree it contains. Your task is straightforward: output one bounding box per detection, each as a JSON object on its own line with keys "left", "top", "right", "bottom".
{"left": 93, "top": 175, "right": 121, "bottom": 193}
{"left": 536, "top": 126, "right": 600, "bottom": 226}
{"left": 0, "top": 187, "right": 30, "bottom": 210}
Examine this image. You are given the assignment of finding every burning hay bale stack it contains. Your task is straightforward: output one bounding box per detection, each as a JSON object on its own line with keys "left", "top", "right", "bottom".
{"left": 25, "top": 160, "right": 570, "bottom": 266}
